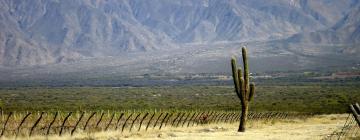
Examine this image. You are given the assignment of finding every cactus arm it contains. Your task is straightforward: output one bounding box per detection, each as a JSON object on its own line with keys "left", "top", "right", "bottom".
{"left": 237, "top": 69, "right": 244, "bottom": 101}
{"left": 242, "top": 47, "right": 250, "bottom": 95}
{"left": 248, "top": 83, "right": 255, "bottom": 102}
{"left": 231, "top": 57, "right": 241, "bottom": 96}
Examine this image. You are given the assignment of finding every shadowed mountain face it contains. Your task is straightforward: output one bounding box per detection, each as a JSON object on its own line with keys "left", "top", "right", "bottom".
{"left": 0, "top": 0, "right": 359, "bottom": 84}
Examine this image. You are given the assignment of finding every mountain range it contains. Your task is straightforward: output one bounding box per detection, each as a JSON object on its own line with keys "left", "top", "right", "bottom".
{"left": 0, "top": 0, "right": 359, "bottom": 83}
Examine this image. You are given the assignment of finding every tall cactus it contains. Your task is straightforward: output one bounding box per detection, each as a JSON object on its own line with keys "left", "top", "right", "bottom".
{"left": 231, "top": 47, "right": 255, "bottom": 132}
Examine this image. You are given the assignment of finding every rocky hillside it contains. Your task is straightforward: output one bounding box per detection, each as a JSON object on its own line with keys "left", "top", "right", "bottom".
{"left": 0, "top": 0, "right": 358, "bottom": 66}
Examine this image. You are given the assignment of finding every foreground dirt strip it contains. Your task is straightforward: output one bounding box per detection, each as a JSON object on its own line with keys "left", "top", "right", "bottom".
{"left": 4, "top": 114, "right": 348, "bottom": 140}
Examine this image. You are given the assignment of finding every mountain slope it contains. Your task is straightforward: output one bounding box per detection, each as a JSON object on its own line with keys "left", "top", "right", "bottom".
{"left": 283, "top": 1, "right": 360, "bottom": 57}
{"left": 0, "top": 0, "right": 176, "bottom": 66}
{"left": 0, "top": 0, "right": 358, "bottom": 67}
{"left": 288, "top": 1, "right": 360, "bottom": 45}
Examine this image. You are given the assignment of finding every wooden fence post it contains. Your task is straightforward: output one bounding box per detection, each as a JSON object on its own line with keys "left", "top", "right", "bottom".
{"left": 230, "top": 113, "right": 236, "bottom": 122}
{"left": 233, "top": 112, "right": 239, "bottom": 122}
{"left": 59, "top": 112, "right": 72, "bottom": 136}
{"left": 193, "top": 112, "right": 204, "bottom": 126}
{"left": 259, "top": 112, "right": 265, "bottom": 120}
{"left": 114, "top": 113, "right": 124, "bottom": 130}
{"left": 0, "top": 112, "right": 12, "bottom": 137}
{"left": 29, "top": 112, "right": 44, "bottom": 136}
{"left": 138, "top": 113, "right": 149, "bottom": 131}
{"left": 265, "top": 112, "right": 272, "bottom": 121}
{"left": 159, "top": 113, "right": 169, "bottom": 130}
{"left": 281, "top": 113, "right": 286, "bottom": 119}
{"left": 130, "top": 113, "right": 141, "bottom": 132}
{"left": 171, "top": 112, "right": 181, "bottom": 126}
{"left": 163, "top": 113, "right": 173, "bottom": 127}
{"left": 350, "top": 104, "right": 360, "bottom": 127}
{"left": 83, "top": 112, "right": 96, "bottom": 131}
{"left": 216, "top": 113, "right": 225, "bottom": 123}
{"left": 145, "top": 113, "right": 155, "bottom": 131}
{"left": 234, "top": 113, "right": 241, "bottom": 123}
{"left": 153, "top": 113, "right": 164, "bottom": 128}
{"left": 176, "top": 113, "right": 186, "bottom": 127}
{"left": 181, "top": 113, "right": 191, "bottom": 127}
{"left": 208, "top": 112, "right": 217, "bottom": 123}
{"left": 222, "top": 113, "right": 231, "bottom": 123}
{"left": 16, "top": 112, "right": 31, "bottom": 137}
{"left": 95, "top": 112, "right": 105, "bottom": 130}
{"left": 354, "top": 103, "right": 360, "bottom": 114}
{"left": 229, "top": 113, "right": 236, "bottom": 123}
{"left": 105, "top": 112, "right": 115, "bottom": 131}
{"left": 214, "top": 113, "right": 222, "bottom": 123}
{"left": 211, "top": 113, "right": 220, "bottom": 123}
{"left": 224, "top": 113, "right": 231, "bottom": 123}
{"left": 47, "top": 112, "right": 58, "bottom": 136}
{"left": 230, "top": 113, "right": 236, "bottom": 123}
{"left": 223, "top": 113, "right": 230, "bottom": 123}
{"left": 122, "top": 113, "right": 133, "bottom": 132}
{"left": 208, "top": 112, "right": 215, "bottom": 123}
{"left": 71, "top": 112, "right": 85, "bottom": 135}
{"left": 187, "top": 112, "right": 197, "bottom": 127}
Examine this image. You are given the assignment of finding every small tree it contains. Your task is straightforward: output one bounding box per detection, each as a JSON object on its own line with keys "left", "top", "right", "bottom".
{"left": 231, "top": 47, "right": 255, "bottom": 132}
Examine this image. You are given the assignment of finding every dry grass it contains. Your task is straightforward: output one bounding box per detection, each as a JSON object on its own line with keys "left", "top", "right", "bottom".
{"left": 2, "top": 114, "right": 349, "bottom": 140}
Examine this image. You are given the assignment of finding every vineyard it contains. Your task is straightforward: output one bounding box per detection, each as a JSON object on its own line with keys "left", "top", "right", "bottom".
{"left": 0, "top": 111, "right": 311, "bottom": 138}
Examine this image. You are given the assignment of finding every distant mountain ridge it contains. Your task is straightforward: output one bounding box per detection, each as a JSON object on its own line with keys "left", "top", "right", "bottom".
{"left": 288, "top": 1, "right": 360, "bottom": 45}
{"left": 0, "top": 0, "right": 359, "bottom": 66}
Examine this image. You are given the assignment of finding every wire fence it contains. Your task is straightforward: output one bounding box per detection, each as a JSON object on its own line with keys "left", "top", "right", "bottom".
{"left": 323, "top": 103, "right": 360, "bottom": 140}
{"left": 0, "top": 111, "right": 311, "bottom": 137}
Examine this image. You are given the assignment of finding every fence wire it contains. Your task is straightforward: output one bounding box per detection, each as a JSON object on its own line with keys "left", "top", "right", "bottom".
{"left": 323, "top": 113, "right": 360, "bottom": 140}
{"left": 0, "top": 111, "right": 310, "bottom": 137}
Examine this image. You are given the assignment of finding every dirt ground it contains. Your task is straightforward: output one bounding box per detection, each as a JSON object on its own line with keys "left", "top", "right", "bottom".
{"left": 6, "top": 114, "right": 353, "bottom": 140}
